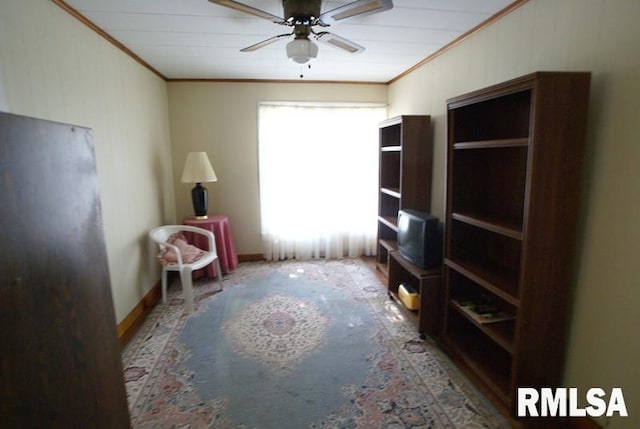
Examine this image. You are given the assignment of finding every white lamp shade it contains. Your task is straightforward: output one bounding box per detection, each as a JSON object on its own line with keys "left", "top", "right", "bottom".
{"left": 286, "top": 39, "right": 318, "bottom": 64}
{"left": 181, "top": 152, "right": 217, "bottom": 183}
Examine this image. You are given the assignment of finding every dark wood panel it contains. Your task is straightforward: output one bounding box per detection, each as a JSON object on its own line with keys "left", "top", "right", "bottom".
{"left": 516, "top": 72, "right": 591, "bottom": 390}
{"left": 399, "top": 116, "right": 433, "bottom": 212}
{"left": 377, "top": 115, "right": 433, "bottom": 274}
{"left": 0, "top": 112, "right": 131, "bottom": 428}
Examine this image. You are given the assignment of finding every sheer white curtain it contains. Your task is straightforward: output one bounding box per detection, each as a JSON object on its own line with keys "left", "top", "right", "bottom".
{"left": 258, "top": 102, "right": 386, "bottom": 260}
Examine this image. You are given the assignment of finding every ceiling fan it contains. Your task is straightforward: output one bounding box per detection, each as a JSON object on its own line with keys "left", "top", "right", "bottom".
{"left": 208, "top": 0, "right": 394, "bottom": 64}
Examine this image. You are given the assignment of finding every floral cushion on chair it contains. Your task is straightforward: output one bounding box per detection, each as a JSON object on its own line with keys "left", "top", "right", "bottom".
{"left": 157, "top": 232, "right": 206, "bottom": 265}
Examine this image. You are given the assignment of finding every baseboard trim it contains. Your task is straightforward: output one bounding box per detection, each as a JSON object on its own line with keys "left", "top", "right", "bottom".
{"left": 117, "top": 280, "right": 162, "bottom": 348}
{"left": 238, "top": 253, "right": 265, "bottom": 262}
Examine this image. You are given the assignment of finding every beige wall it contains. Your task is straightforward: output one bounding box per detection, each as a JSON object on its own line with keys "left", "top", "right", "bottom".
{"left": 388, "top": 0, "right": 639, "bottom": 426}
{"left": 0, "top": 0, "right": 175, "bottom": 322}
{"left": 167, "top": 82, "right": 387, "bottom": 255}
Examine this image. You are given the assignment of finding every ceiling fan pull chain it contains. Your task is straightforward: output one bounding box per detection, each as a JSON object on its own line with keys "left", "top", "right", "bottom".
{"left": 299, "top": 63, "right": 312, "bottom": 79}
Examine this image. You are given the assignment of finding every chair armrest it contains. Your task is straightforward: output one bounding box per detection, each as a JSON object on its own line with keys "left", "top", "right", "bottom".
{"left": 158, "top": 241, "right": 184, "bottom": 266}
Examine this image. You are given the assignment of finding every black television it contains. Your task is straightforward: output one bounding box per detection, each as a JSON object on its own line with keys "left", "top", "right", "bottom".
{"left": 397, "top": 209, "right": 442, "bottom": 269}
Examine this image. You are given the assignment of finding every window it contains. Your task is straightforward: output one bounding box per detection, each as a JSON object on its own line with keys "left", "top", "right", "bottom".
{"left": 258, "top": 102, "right": 386, "bottom": 260}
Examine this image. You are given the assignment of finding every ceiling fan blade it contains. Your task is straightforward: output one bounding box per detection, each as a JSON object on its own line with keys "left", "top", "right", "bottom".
{"left": 208, "top": 0, "right": 286, "bottom": 25}
{"left": 318, "top": 0, "right": 393, "bottom": 25}
{"left": 314, "top": 31, "right": 365, "bottom": 54}
{"left": 240, "top": 33, "right": 292, "bottom": 52}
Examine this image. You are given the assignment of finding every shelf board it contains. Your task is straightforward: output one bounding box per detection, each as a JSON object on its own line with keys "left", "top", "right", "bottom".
{"left": 378, "top": 216, "right": 398, "bottom": 231}
{"left": 391, "top": 250, "right": 442, "bottom": 278}
{"left": 442, "top": 331, "right": 511, "bottom": 405}
{"left": 380, "top": 187, "right": 401, "bottom": 199}
{"left": 453, "top": 138, "right": 529, "bottom": 150}
{"left": 449, "top": 301, "right": 515, "bottom": 354}
{"left": 381, "top": 145, "right": 401, "bottom": 152}
{"left": 451, "top": 212, "right": 522, "bottom": 240}
{"left": 444, "top": 258, "right": 520, "bottom": 307}
{"left": 379, "top": 239, "right": 398, "bottom": 252}
{"left": 379, "top": 116, "right": 403, "bottom": 128}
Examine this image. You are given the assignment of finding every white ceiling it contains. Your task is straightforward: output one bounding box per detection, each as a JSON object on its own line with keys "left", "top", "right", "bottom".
{"left": 62, "top": 0, "right": 516, "bottom": 83}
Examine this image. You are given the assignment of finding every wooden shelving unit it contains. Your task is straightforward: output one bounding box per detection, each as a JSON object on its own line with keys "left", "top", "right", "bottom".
{"left": 441, "top": 72, "right": 591, "bottom": 415}
{"left": 388, "top": 251, "right": 442, "bottom": 338}
{"left": 376, "top": 115, "right": 433, "bottom": 276}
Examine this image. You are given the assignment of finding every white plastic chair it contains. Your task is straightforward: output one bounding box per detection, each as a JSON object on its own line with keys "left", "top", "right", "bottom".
{"left": 149, "top": 225, "right": 223, "bottom": 312}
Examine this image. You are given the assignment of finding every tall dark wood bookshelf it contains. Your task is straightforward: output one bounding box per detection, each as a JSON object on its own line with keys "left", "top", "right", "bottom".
{"left": 376, "top": 115, "right": 433, "bottom": 277}
{"left": 441, "top": 72, "right": 591, "bottom": 417}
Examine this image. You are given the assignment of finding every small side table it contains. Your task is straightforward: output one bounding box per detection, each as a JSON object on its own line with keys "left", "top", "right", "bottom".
{"left": 183, "top": 215, "right": 239, "bottom": 277}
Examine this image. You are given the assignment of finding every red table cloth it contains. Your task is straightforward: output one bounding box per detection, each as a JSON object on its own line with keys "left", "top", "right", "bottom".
{"left": 183, "top": 215, "right": 238, "bottom": 277}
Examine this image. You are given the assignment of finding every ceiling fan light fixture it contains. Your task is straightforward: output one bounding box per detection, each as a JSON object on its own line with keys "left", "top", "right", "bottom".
{"left": 209, "top": 0, "right": 394, "bottom": 62}
{"left": 286, "top": 38, "right": 318, "bottom": 64}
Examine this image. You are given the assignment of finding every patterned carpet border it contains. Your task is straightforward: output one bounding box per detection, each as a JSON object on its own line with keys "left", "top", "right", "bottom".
{"left": 122, "top": 258, "right": 509, "bottom": 428}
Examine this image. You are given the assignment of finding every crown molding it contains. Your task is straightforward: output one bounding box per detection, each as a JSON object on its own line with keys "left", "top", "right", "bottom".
{"left": 386, "top": 0, "right": 530, "bottom": 85}
{"left": 53, "top": 0, "right": 529, "bottom": 86}
{"left": 52, "top": 0, "right": 167, "bottom": 81}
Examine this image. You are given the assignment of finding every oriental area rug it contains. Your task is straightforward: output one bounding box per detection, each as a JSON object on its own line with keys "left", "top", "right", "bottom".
{"left": 122, "top": 259, "right": 509, "bottom": 428}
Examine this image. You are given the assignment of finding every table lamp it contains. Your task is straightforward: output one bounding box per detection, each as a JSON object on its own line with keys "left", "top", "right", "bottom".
{"left": 181, "top": 152, "right": 217, "bottom": 219}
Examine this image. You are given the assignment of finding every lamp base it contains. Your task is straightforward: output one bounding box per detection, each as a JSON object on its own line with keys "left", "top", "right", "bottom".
{"left": 191, "top": 182, "right": 208, "bottom": 218}
{"left": 194, "top": 215, "right": 208, "bottom": 220}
